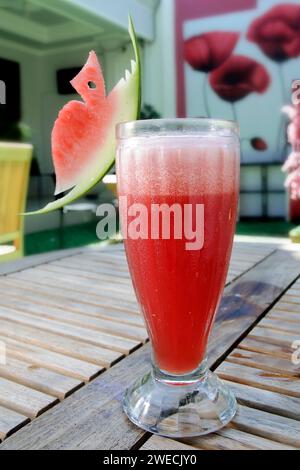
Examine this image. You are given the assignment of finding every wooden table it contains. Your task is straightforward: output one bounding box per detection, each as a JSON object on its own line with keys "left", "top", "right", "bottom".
{"left": 0, "top": 238, "right": 300, "bottom": 450}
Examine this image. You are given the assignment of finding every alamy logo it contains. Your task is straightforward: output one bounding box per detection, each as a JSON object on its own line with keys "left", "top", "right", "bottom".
{"left": 96, "top": 197, "right": 205, "bottom": 251}
{"left": 0, "top": 80, "right": 6, "bottom": 105}
{"left": 291, "top": 79, "right": 300, "bottom": 105}
{"left": 291, "top": 340, "right": 300, "bottom": 365}
{"left": 0, "top": 340, "right": 6, "bottom": 365}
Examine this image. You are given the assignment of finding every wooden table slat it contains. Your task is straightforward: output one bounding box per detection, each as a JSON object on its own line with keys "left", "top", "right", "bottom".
{"left": 140, "top": 435, "right": 198, "bottom": 451}
{"left": 223, "top": 380, "right": 300, "bottom": 421}
{"left": 238, "top": 336, "right": 294, "bottom": 359}
{"left": 0, "top": 306, "right": 141, "bottom": 355}
{"left": 10, "top": 268, "right": 137, "bottom": 302}
{"left": 218, "top": 361, "right": 300, "bottom": 398}
{"left": 0, "top": 357, "right": 83, "bottom": 400}
{"left": 0, "top": 333, "right": 103, "bottom": 382}
{"left": 258, "top": 317, "right": 300, "bottom": 335}
{"left": 0, "top": 318, "right": 121, "bottom": 367}
{"left": 0, "top": 377, "right": 58, "bottom": 419}
{"left": 0, "top": 279, "right": 142, "bottom": 321}
{"left": 270, "top": 310, "right": 300, "bottom": 323}
{"left": 226, "top": 348, "right": 300, "bottom": 376}
{"left": 249, "top": 326, "right": 298, "bottom": 345}
{"left": 0, "top": 406, "right": 29, "bottom": 441}
{"left": 230, "top": 405, "right": 300, "bottom": 448}
{"left": 142, "top": 427, "right": 297, "bottom": 451}
{"left": 0, "top": 296, "right": 147, "bottom": 342}
{"left": 11, "top": 271, "right": 139, "bottom": 313}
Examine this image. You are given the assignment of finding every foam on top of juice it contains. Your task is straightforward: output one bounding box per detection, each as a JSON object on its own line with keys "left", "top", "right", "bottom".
{"left": 117, "top": 135, "right": 239, "bottom": 196}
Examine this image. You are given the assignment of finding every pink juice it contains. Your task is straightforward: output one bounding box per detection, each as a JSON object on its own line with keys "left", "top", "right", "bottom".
{"left": 117, "top": 135, "right": 239, "bottom": 375}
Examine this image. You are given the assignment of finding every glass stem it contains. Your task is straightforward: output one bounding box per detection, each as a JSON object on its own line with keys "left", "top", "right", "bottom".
{"left": 152, "top": 357, "right": 208, "bottom": 386}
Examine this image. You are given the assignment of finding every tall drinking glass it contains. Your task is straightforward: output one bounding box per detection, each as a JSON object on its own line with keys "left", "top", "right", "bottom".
{"left": 116, "top": 119, "right": 240, "bottom": 437}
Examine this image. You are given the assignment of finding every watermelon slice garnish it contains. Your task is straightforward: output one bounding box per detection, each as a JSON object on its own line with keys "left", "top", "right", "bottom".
{"left": 29, "top": 17, "right": 140, "bottom": 215}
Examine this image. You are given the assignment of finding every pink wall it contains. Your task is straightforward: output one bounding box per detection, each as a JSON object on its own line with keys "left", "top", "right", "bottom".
{"left": 175, "top": 0, "right": 257, "bottom": 116}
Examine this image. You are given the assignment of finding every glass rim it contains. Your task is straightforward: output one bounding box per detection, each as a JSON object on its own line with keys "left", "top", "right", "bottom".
{"left": 116, "top": 118, "right": 239, "bottom": 139}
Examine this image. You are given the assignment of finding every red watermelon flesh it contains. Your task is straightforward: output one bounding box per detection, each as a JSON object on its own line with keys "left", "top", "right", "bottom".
{"left": 52, "top": 51, "right": 116, "bottom": 195}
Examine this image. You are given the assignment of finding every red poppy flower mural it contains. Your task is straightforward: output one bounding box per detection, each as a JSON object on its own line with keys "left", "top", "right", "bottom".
{"left": 250, "top": 137, "right": 268, "bottom": 151}
{"left": 247, "top": 3, "right": 300, "bottom": 161}
{"left": 184, "top": 22, "right": 271, "bottom": 162}
{"left": 209, "top": 55, "right": 270, "bottom": 102}
{"left": 247, "top": 3, "right": 300, "bottom": 62}
{"left": 184, "top": 31, "right": 239, "bottom": 116}
{"left": 184, "top": 31, "right": 239, "bottom": 72}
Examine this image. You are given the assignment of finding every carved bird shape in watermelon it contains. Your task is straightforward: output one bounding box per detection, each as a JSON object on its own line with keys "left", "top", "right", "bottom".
{"left": 52, "top": 51, "right": 115, "bottom": 195}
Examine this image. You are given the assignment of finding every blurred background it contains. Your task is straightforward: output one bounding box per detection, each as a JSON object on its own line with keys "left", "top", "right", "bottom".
{"left": 0, "top": 0, "right": 300, "bottom": 260}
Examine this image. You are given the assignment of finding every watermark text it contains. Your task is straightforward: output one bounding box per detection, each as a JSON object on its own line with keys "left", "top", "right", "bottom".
{"left": 291, "top": 339, "right": 300, "bottom": 365}
{"left": 96, "top": 197, "right": 205, "bottom": 251}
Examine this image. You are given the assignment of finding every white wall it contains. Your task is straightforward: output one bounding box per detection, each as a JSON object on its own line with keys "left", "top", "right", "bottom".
{"left": 143, "top": 0, "right": 176, "bottom": 117}
{"left": 102, "top": 42, "right": 137, "bottom": 94}
{"left": 57, "top": 0, "right": 156, "bottom": 40}
{"left": 240, "top": 165, "right": 286, "bottom": 217}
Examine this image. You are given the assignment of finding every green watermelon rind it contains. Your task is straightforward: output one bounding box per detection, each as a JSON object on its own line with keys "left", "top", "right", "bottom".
{"left": 26, "top": 16, "right": 140, "bottom": 215}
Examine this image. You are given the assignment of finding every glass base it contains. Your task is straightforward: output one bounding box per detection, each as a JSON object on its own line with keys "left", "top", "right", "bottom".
{"left": 123, "top": 360, "right": 237, "bottom": 438}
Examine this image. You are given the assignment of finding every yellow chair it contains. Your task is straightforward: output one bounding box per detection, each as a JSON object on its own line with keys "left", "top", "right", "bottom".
{"left": 0, "top": 142, "right": 32, "bottom": 262}
{"left": 103, "top": 174, "right": 118, "bottom": 198}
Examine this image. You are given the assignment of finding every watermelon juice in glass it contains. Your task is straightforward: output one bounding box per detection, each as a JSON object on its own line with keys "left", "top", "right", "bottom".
{"left": 116, "top": 119, "right": 240, "bottom": 437}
